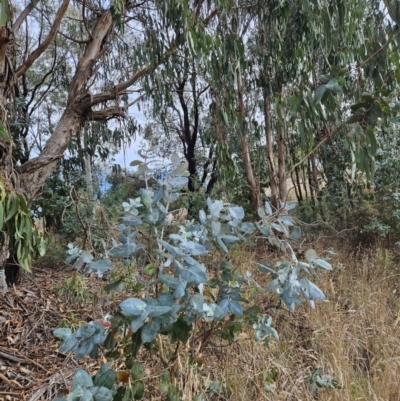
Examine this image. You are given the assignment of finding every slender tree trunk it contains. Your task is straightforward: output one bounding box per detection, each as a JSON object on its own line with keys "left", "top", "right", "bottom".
{"left": 302, "top": 164, "right": 309, "bottom": 199}
{"left": 276, "top": 95, "right": 287, "bottom": 205}
{"left": 237, "top": 69, "right": 261, "bottom": 209}
{"left": 310, "top": 153, "right": 319, "bottom": 192}
{"left": 289, "top": 146, "right": 303, "bottom": 204}
{"left": 264, "top": 90, "right": 278, "bottom": 209}
{"left": 84, "top": 129, "right": 93, "bottom": 197}
{"left": 85, "top": 153, "right": 93, "bottom": 196}
{"left": 307, "top": 157, "right": 316, "bottom": 207}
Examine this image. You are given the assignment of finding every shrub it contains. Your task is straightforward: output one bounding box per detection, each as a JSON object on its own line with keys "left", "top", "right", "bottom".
{"left": 54, "top": 156, "right": 332, "bottom": 401}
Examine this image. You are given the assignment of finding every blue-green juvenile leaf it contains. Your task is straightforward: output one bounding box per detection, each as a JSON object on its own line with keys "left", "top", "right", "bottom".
{"left": 120, "top": 298, "right": 147, "bottom": 316}
{"left": 264, "top": 202, "right": 273, "bottom": 216}
{"left": 59, "top": 334, "right": 78, "bottom": 353}
{"left": 229, "top": 300, "right": 244, "bottom": 317}
{"left": 141, "top": 320, "right": 161, "bottom": 343}
{"left": 146, "top": 305, "right": 172, "bottom": 317}
{"left": 53, "top": 328, "right": 72, "bottom": 340}
{"left": 91, "top": 386, "right": 113, "bottom": 401}
{"left": 160, "top": 274, "right": 179, "bottom": 289}
{"left": 72, "top": 370, "right": 93, "bottom": 389}
{"left": 228, "top": 206, "right": 244, "bottom": 219}
{"left": 179, "top": 264, "right": 207, "bottom": 284}
{"left": 290, "top": 226, "right": 301, "bottom": 240}
{"left": 314, "top": 258, "right": 332, "bottom": 270}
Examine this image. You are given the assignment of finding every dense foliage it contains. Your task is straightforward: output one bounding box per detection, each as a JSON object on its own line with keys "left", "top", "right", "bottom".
{"left": 54, "top": 157, "right": 332, "bottom": 400}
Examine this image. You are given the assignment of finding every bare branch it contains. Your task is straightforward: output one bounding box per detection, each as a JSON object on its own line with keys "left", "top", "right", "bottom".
{"left": 89, "top": 107, "right": 125, "bottom": 121}
{"left": 15, "top": 0, "right": 70, "bottom": 77}
{"left": 12, "top": 0, "right": 41, "bottom": 34}
{"left": 57, "top": 31, "right": 89, "bottom": 44}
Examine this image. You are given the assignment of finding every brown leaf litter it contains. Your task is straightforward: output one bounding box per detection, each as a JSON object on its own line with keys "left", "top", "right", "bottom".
{"left": 0, "top": 265, "right": 109, "bottom": 401}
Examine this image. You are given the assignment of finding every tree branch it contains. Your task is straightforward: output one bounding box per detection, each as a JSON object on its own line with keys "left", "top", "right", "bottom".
{"left": 12, "top": 0, "right": 40, "bottom": 34}
{"left": 57, "top": 31, "right": 89, "bottom": 44}
{"left": 89, "top": 107, "right": 125, "bottom": 121}
{"left": 15, "top": 0, "right": 70, "bottom": 77}
{"left": 91, "top": 8, "right": 219, "bottom": 107}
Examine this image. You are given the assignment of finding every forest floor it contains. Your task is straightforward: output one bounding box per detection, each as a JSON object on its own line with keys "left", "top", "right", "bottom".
{"left": 1, "top": 240, "right": 400, "bottom": 401}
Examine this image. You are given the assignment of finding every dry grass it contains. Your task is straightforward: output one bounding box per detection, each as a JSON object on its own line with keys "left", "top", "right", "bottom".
{"left": 3, "top": 242, "right": 399, "bottom": 401}
{"left": 197, "top": 245, "right": 400, "bottom": 401}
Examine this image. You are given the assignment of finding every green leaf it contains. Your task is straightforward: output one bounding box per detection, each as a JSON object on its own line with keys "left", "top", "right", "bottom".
{"left": 314, "top": 258, "right": 332, "bottom": 270}
{"left": 53, "top": 328, "right": 72, "bottom": 340}
{"left": 228, "top": 206, "right": 244, "bottom": 219}
{"left": 216, "top": 236, "right": 228, "bottom": 253}
{"left": 143, "top": 263, "right": 157, "bottom": 276}
{"left": 87, "top": 259, "right": 112, "bottom": 275}
{"left": 81, "top": 250, "right": 93, "bottom": 263}
{"left": 131, "top": 329, "right": 142, "bottom": 358}
{"left": 315, "top": 85, "right": 325, "bottom": 104}
{"left": 104, "top": 279, "right": 125, "bottom": 293}
{"left": 290, "top": 226, "right": 301, "bottom": 241}
{"left": 131, "top": 311, "right": 148, "bottom": 332}
{"left": 160, "top": 274, "right": 179, "bottom": 289}
{"left": 113, "top": 387, "right": 130, "bottom": 401}
{"left": 133, "top": 381, "right": 145, "bottom": 399}
{"left": 120, "top": 298, "right": 147, "bottom": 316}
{"left": 131, "top": 362, "right": 144, "bottom": 380}
{"left": 71, "top": 370, "right": 93, "bottom": 390}
{"left": 220, "top": 235, "right": 239, "bottom": 244}
{"left": 305, "top": 249, "right": 317, "bottom": 262}
{"left": 59, "top": 334, "right": 78, "bottom": 353}
{"left": 0, "top": 122, "right": 10, "bottom": 141}
{"left": 170, "top": 318, "right": 192, "bottom": 342}
{"left": 229, "top": 300, "right": 243, "bottom": 317}
{"left": 92, "top": 386, "right": 113, "bottom": 401}
{"left": 139, "top": 189, "right": 152, "bottom": 209}
{"left": 94, "top": 365, "right": 115, "bottom": 389}
{"left": 141, "top": 320, "right": 160, "bottom": 343}
{"left": 172, "top": 162, "right": 189, "bottom": 175}
{"left": 146, "top": 305, "right": 172, "bottom": 317}
{"left": 264, "top": 202, "right": 273, "bottom": 216}
{"left": 179, "top": 264, "right": 207, "bottom": 284}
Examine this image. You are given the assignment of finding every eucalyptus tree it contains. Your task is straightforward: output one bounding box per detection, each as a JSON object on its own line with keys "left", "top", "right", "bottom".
{"left": 141, "top": 51, "right": 218, "bottom": 197}
{"left": 0, "top": 0, "right": 237, "bottom": 282}
{"left": 238, "top": 0, "right": 400, "bottom": 219}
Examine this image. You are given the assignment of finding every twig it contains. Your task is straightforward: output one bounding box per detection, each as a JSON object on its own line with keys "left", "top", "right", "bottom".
{"left": 0, "top": 372, "right": 34, "bottom": 390}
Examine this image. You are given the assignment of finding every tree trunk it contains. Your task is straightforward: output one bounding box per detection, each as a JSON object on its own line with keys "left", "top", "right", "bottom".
{"left": 0, "top": 24, "right": 18, "bottom": 286}
{"left": 237, "top": 69, "right": 261, "bottom": 209}
{"left": 289, "top": 145, "right": 303, "bottom": 204}
{"left": 263, "top": 90, "right": 278, "bottom": 209}
{"left": 84, "top": 129, "right": 93, "bottom": 197}
{"left": 276, "top": 97, "right": 287, "bottom": 206}
{"left": 307, "top": 157, "right": 316, "bottom": 207}
{"left": 20, "top": 109, "right": 82, "bottom": 199}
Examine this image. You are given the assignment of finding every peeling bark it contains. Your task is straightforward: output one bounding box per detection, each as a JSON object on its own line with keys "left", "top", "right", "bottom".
{"left": 20, "top": 110, "right": 82, "bottom": 199}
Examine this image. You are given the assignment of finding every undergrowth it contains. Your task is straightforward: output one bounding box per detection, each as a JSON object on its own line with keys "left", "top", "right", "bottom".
{"left": 50, "top": 240, "right": 400, "bottom": 400}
